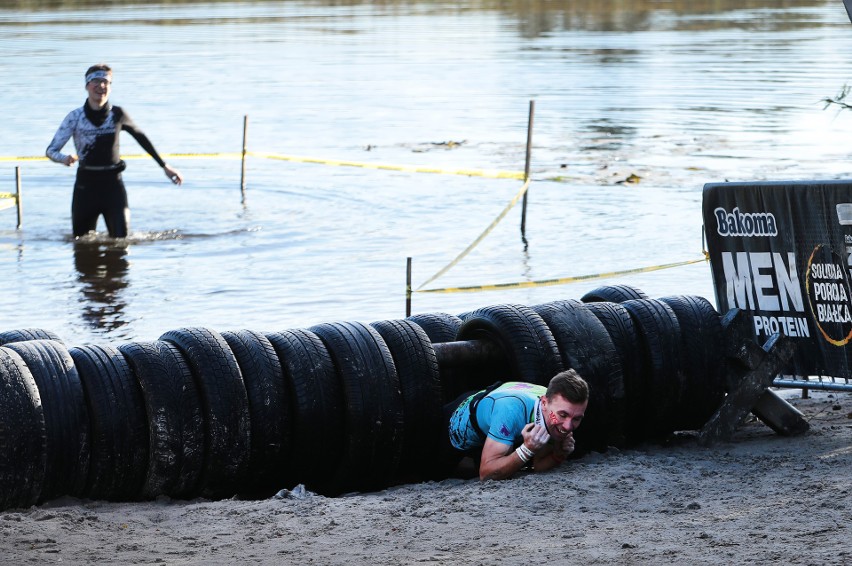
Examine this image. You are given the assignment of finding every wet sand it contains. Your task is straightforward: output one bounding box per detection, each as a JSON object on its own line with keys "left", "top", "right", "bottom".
{"left": 2, "top": 389, "right": 849, "bottom": 565}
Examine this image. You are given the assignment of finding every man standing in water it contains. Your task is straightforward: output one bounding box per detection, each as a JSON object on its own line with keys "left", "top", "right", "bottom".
{"left": 46, "top": 64, "right": 183, "bottom": 238}
{"left": 446, "top": 369, "right": 589, "bottom": 481}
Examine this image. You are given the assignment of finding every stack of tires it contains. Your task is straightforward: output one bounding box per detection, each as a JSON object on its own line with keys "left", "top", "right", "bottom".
{"left": 0, "top": 286, "right": 727, "bottom": 511}
{"left": 410, "top": 286, "right": 726, "bottom": 455}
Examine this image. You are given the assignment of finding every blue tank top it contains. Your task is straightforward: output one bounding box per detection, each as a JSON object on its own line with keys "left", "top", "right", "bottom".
{"left": 448, "top": 382, "right": 545, "bottom": 451}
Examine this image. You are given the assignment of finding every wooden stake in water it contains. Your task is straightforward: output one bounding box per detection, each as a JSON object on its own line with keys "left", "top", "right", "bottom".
{"left": 15, "top": 166, "right": 22, "bottom": 230}
{"left": 520, "top": 100, "right": 534, "bottom": 238}
{"left": 406, "top": 256, "right": 412, "bottom": 317}
{"left": 240, "top": 115, "right": 248, "bottom": 202}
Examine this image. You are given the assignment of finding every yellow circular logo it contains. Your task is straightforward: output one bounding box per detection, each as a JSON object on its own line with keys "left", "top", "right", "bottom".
{"left": 805, "top": 244, "right": 852, "bottom": 346}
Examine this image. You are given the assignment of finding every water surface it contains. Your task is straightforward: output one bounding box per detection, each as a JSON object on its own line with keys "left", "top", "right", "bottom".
{"left": 0, "top": 0, "right": 850, "bottom": 344}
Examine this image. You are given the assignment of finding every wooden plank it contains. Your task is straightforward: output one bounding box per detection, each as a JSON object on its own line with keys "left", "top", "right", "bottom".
{"left": 751, "top": 389, "right": 810, "bottom": 436}
{"left": 721, "top": 308, "right": 768, "bottom": 371}
{"left": 698, "top": 331, "right": 797, "bottom": 446}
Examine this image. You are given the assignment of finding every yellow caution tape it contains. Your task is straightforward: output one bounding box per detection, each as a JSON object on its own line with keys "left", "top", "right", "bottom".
{"left": 0, "top": 151, "right": 524, "bottom": 180}
{"left": 0, "top": 156, "right": 48, "bottom": 162}
{"left": 0, "top": 193, "right": 16, "bottom": 199}
{"left": 417, "top": 179, "right": 530, "bottom": 290}
{"left": 123, "top": 152, "right": 244, "bottom": 160}
{"left": 249, "top": 151, "right": 525, "bottom": 180}
{"left": 416, "top": 257, "right": 708, "bottom": 294}
{"left": 0, "top": 153, "right": 241, "bottom": 163}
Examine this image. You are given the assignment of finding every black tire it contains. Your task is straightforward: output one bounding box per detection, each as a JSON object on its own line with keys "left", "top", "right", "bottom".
{"left": 658, "top": 295, "right": 726, "bottom": 429}
{"left": 0, "top": 328, "right": 62, "bottom": 345}
{"left": 119, "top": 340, "right": 204, "bottom": 499}
{"left": 221, "top": 330, "right": 290, "bottom": 497}
{"left": 406, "top": 313, "right": 463, "bottom": 343}
{"left": 532, "top": 300, "right": 626, "bottom": 452}
{"left": 620, "top": 299, "right": 686, "bottom": 438}
{"left": 581, "top": 284, "right": 649, "bottom": 304}
{"left": 583, "top": 301, "right": 645, "bottom": 444}
{"left": 370, "top": 319, "right": 444, "bottom": 480}
{"left": 3, "top": 340, "right": 90, "bottom": 502}
{"left": 265, "top": 329, "right": 342, "bottom": 492}
{"left": 456, "top": 304, "right": 564, "bottom": 388}
{"left": 0, "top": 347, "right": 47, "bottom": 510}
{"left": 310, "top": 321, "right": 405, "bottom": 494}
{"left": 160, "top": 328, "right": 251, "bottom": 499}
{"left": 408, "top": 312, "right": 466, "bottom": 403}
{"left": 70, "top": 344, "right": 148, "bottom": 501}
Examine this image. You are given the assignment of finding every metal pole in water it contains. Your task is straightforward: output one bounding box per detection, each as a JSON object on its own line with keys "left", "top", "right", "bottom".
{"left": 406, "top": 257, "right": 412, "bottom": 317}
{"left": 240, "top": 115, "right": 248, "bottom": 202}
{"left": 520, "top": 100, "right": 534, "bottom": 238}
{"left": 14, "top": 166, "right": 22, "bottom": 230}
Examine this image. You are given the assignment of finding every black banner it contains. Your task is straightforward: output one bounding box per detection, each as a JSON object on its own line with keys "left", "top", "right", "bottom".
{"left": 703, "top": 181, "right": 852, "bottom": 378}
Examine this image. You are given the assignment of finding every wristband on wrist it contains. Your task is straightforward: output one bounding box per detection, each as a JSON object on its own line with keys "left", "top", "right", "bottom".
{"left": 516, "top": 444, "right": 535, "bottom": 463}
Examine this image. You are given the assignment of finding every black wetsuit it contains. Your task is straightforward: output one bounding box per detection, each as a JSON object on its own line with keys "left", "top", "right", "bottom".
{"left": 46, "top": 101, "right": 168, "bottom": 237}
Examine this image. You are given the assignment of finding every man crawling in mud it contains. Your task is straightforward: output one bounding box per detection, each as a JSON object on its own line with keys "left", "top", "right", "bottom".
{"left": 445, "top": 369, "right": 589, "bottom": 480}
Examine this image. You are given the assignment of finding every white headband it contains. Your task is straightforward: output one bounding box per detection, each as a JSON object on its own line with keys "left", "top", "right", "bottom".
{"left": 86, "top": 70, "right": 111, "bottom": 84}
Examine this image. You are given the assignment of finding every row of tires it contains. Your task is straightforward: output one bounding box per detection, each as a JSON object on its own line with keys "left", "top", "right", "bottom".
{"left": 0, "top": 285, "right": 727, "bottom": 511}
{"left": 418, "top": 285, "right": 726, "bottom": 452}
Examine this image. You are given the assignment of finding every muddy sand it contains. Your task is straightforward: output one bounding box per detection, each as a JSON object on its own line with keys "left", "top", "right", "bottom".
{"left": 2, "top": 389, "right": 850, "bottom": 565}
